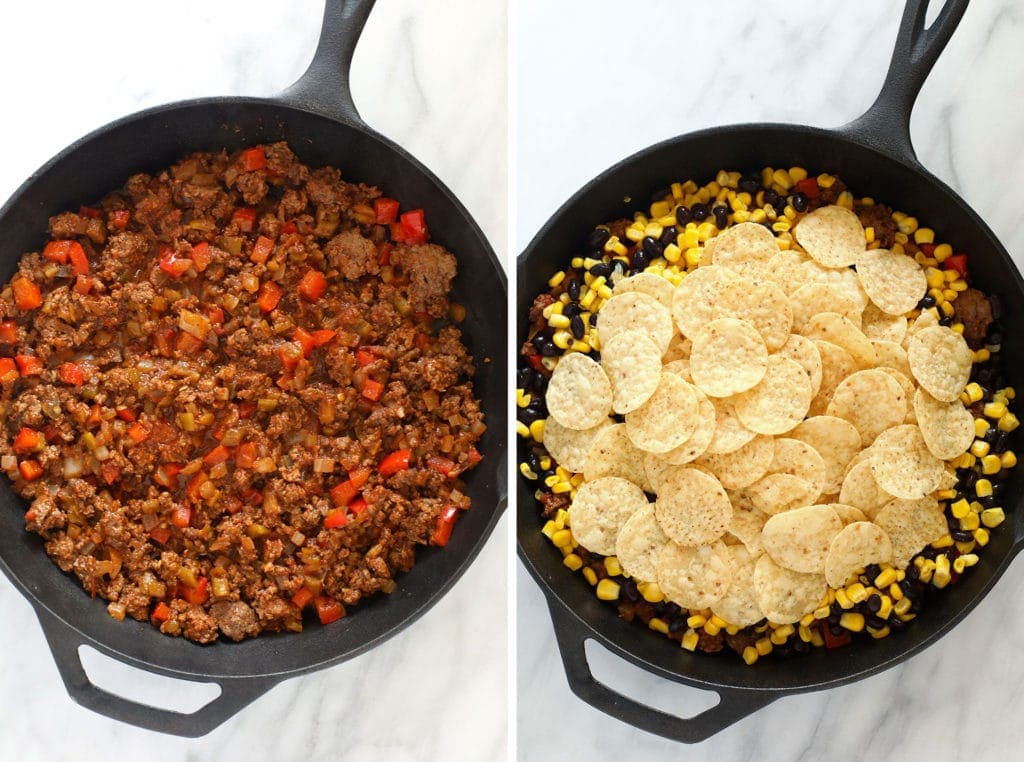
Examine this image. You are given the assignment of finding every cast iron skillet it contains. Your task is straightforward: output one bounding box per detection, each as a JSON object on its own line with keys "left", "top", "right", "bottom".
{"left": 518, "top": 0, "right": 1022, "bottom": 744}
{"left": 0, "top": 0, "right": 506, "bottom": 738}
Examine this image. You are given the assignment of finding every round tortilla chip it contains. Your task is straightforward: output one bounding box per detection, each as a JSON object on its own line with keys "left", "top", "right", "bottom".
{"left": 826, "top": 368, "right": 907, "bottom": 446}
{"left": 803, "top": 312, "right": 876, "bottom": 368}
{"left": 690, "top": 317, "right": 769, "bottom": 397}
{"left": 776, "top": 334, "right": 823, "bottom": 398}
{"left": 878, "top": 367, "right": 918, "bottom": 424}
{"left": 743, "top": 473, "right": 819, "bottom": 515}
{"left": 662, "top": 358, "right": 692, "bottom": 383}
{"left": 542, "top": 416, "right": 614, "bottom": 474}
{"left": 706, "top": 396, "right": 757, "bottom": 454}
{"left": 809, "top": 339, "right": 858, "bottom": 417}
{"left": 793, "top": 204, "right": 865, "bottom": 268}
{"left": 584, "top": 423, "right": 651, "bottom": 491}
{"left": 769, "top": 438, "right": 827, "bottom": 497}
{"left": 838, "top": 459, "right": 891, "bottom": 519}
{"left": 733, "top": 355, "right": 813, "bottom": 435}
{"left": 868, "top": 424, "right": 944, "bottom": 500}
{"left": 601, "top": 330, "right": 663, "bottom": 414}
{"left": 598, "top": 291, "right": 675, "bottom": 355}
{"left": 762, "top": 504, "right": 843, "bottom": 573}
{"left": 624, "top": 373, "right": 699, "bottom": 453}
{"left": 824, "top": 522, "right": 895, "bottom": 587}
{"left": 790, "top": 416, "right": 862, "bottom": 494}
{"left": 661, "top": 389, "right": 716, "bottom": 465}
{"left": 658, "top": 541, "right": 732, "bottom": 610}
{"left": 671, "top": 265, "right": 740, "bottom": 340}
{"left": 862, "top": 302, "right": 908, "bottom": 344}
{"left": 727, "top": 494, "right": 769, "bottom": 555}
{"left": 707, "top": 221, "right": 780, "bottom": 270}
{"left": 856, "top": 248, "right": 927, "bottom": 316}
{"left": 711, "top": 545, "right": 764, "bottom": 627}
{"left": 795, "top": 259, "right": 869, "bottom": 311}
{"left": 546, "top": 352, "right": 613, "bottom": 430}
{"left": 654, "top": 467, "right": 732, "bottom": 547}
{"left": 616, "top": 504, "right": 669, "bottom": 582}
{"left": 874, "top": 496, "right": 947, "bottom": 568}
{"left": 913, "top": 388, "right": 975, "bottom": 461}
{"left": 830, "top": 503, "right": 869, "bottom": 525}
{"left": 696, "top": 435, "right": 775, "bottom": 490}
{"left": 765, "top": 250, "right": 811, "bottom": 295}
{"left": 612, "top": 271, "right": 675, "bottom": 308}
{"left": 907, "top": 325, "right": 972, "bottom": 403}
{"left": 790, "top": 282, "right": 863, "bottom": 333}
{"left": 663, "top": 333, "right": 693, "bottom": 363}
{"left": 753, "top": 554, "right": 827, "bottom": 624}
{"left": 568, "top": 476, "right": 649, "bottom": 556}
{"left": 872, "top": 339, "right": 912, "bottom": 377}
{"left": 903, "top": 309, "right": 939, "bottom": 351}
{"left": 713, "top": 280, "right": 793, "bottom": 351}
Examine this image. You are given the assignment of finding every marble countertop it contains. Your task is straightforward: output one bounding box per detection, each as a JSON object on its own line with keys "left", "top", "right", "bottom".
{"left": 0, "top": 1, "right": 507, "bottom": 760}
{"left": 517, "top": 0, "right": 1024, "bottom": 759}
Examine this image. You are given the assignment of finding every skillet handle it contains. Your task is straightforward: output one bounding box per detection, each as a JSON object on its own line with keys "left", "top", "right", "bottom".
{"left": 547, "top": 600, "right": 777, "bottom": 743}
{"left": 841, "top": 0, "right": 969, "bottom": 164}
{"left": 279, "top": 0, "right": 376, "bottom": 125}
{"left": 34, "top": 606, "right": 281, "bottom": 738}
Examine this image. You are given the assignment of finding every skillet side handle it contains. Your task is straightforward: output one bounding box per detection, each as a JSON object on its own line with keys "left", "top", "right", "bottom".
{"left": 841, "top": 0, "right": 969, "bottom": 164}
{"left": 547, "top": 600, "right": 777, "bottom": 744}
{"left": 279, "top": 0, "right": 376, "bottom": 125}
{"left": 35, "top": 607, "right": 281, "bottom": 738}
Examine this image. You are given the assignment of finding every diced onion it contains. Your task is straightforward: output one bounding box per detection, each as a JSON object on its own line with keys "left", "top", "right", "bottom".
{"left": 313, "top": 458, "right": 335, "bottom": 474}
{"left": 63, "top": 457, "right": 84, "bottom": 478}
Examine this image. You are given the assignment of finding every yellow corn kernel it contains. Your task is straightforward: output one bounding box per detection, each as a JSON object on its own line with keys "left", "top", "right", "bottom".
{"left": 681, "top": 629, "right": 699, "bottom": 651}
{"left": 959, "top": 512, "right": 980, "bottom": 532}
{"left": 951, "top": 323, "right": 964, "bottom": 335}
{"left": 914, "top": 227, "right": 935, "bottom": 244}
{"left": 897, "top": 216, "right": 918, "bottom": 234}
{"left": 877, "top": 596, "right": 893, "bottom": 620}
{"left": 596, "top": 578, "right": 620, "bottom": 601}
{"left": 799, "top": 613, "right": 815, "bottom": 628}
{"left": 649, "top": 200, "right": 671, "bottom": 218}
{"left": 835, "top": 588, "right": 854, "bottom": 610}
{"left": 981, "top": 507, "right": 1005, "bottom": 528}
{"left": 648, "top": 617, "right": 669, "bottom": 635}
{"left": 868, "top": 625, "right": 891, "bottom": 639}
{"left": 548, "top": 270, "right": 566, "bottom": 288}
{"left": 925, "top": 267, "right": 945, "bottom": 289}
{"left": 939, "top": 300, "right": 955, "bottom": 316}
{"left": 742, "top": 646, "right": 759, "bottom": 666}
{"left": 984, "top": 401, "right": 1008, "bottom": 419}
{"left": 783, "top": 204, "right": 797, "bottom": 220}
{"left": 603, "top": 556, "right": 622, "bottom": 577}
{"left": 519, "top": 463, "right": 538, "bottom": 480}
{"left": 684, "top": 247, "right": 702, "bottom": 268}
{"left": 840, "top": 612, "right": 865, "bottom": 632}
{"left": 980, "top": 454, "right": 1002, "bottom": 475}
{"left": 953, "top": 553, "right": 979, "bottom": 575}
{"left": 974, "top": 527, "right": 990, "bottom": 546}
{"left": 553, "top": 508, "right": 568, "bottom": 529}
{"left": 749, "top": 638, "right": 770, "bottom": 658}
{"left": 563, "top": 553, "right": 583, "bottom": 571}
{"left": 581, "top": 567, "right": 598, "bottom": 586}
{"left": 932, "top": 554, "right": 951, "bottom": 588}
{"left": 975, "top": 479, "right": 993, "bottom": 498}
{"left": 663, "top": 243, "right": 682, "bottom": 263}
{"left": 772, "top": 168, "right": 793, "bottom": 190}
{"left": 515, "top": 388, "right": 532, "bottom": 408}
{"left": 516, "top": 421, "right": 530, "bottom": 438}
{"left": 846, "top": 583, "right": 868, "bottom": 604}
{"left": 679, "top": 227, "right": 699, "bottom": 249}
{"left": 798, "top": 625, "right": 813, "bottom": 643}
{"left": 624, "top": 226, "right": 644, "bottom": 243}
{"left": 771, "top": 220, "right": 791, "bottom": 233}
{"left": 703, "top": 620, "right": 721, "bottom": 636}
{"left": 607, "top": 238, "right": 628, "bottom": 256}
{"left": 541, "top": 520, "right": 557, "bottom": 539}
{"left": 888, "top": 583, "right": 903, "bottom": 602}
{"left": 551, "top": 529, "right": 573, "bottom": 549}
{"left": 894, "top": 597, "right": 913, "bottom": 617}
{"left": 950, "top": 498, "right": 971, "bottom": 519}
{"left": 695, "top": 222, "right": 716, "bottom": 241}
{"left": 643, "top": 223, "right": 664, "bottom": 240}
{"left": 529, "top": 419, "right": 545, "bottom": 442}
{"left": 686, "top": 614, "right": 707, "bottom": 629}
{"left": 973, "top": 348, "right": 991, "bottom": 364}
{"left": 816, "top": 173, "right": 836, "bottom": 188}
{"left": 975, "top": 418, "right": 991, "bottom": 438}
{"left": 1000, "top": 450, "right": 1017, "bottom": 470}
{"left": 547, "top": 313, "right": 571, "bottom": 330}
{"left": 933, "top": 243, "right": 953, "bottom": 262}
{"left": 917, "top": 559, "right": 935, "bottom": 584}
{"left": 813, "top": 606, "right": 831, "bottom": 620}
{"left": 999, "top": 412, "right": 1020, "bottom": 432}
{"left": 874, "top": 568, "right": 898, "bottom": 588}
{"left": 639, "top": 582, "right": 664, "bottom": 603}
{"left": 931, "top": 534, "right": 954, "bottom": 549}
{"left": 864, "top": 226, "right": 875, "bottom": 244}
{"left": 551, "top": 481, "right": 572, "bottom": 495}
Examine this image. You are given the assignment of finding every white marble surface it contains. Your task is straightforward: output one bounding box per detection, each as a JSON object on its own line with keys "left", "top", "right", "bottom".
{"left": 517, "top": 0, "right": 1024, "bottom": 758}
{"left": 0, "top": 1, "right": 507, "bottom": 760}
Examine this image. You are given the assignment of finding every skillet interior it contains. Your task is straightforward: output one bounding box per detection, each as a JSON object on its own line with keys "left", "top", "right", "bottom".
{"left": 0, "top": 97, "right": 508, "bottom": 680}
{"left": 517, "top": 122, "right": 1024, "bottom": 695}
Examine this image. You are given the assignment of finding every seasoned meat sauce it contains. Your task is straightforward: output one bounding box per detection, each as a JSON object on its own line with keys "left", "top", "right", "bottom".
{"left": 0, "top": 143, "right": 484, "bottom": 643}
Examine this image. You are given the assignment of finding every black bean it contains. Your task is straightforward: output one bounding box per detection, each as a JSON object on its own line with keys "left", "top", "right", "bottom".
{"left": 791, "top": 192, "right": 809, "bottom": 212}
{"left": 990, "top": 294, "right": 1003, "bottom": 320}
{"left": 980, "top": 495, "right": 999, "bottom": 509}
{"left": 763, "top": 189, "right": 780, "bottom": 206}
{"left": 792, "top": 639, "right": 810, "bottom": 654}
{"left": 960, "top": 469, "right": 978, "bottom": 492}
{"left": 668, "top": 617, "right": 689, "bottom": 634}
{"left": 951, "top": 529, "right": 974, "bottom": 543}
{"left": 587, "top": 227, "right": 610, "bottom": 252}
{"left": 589, "top": 261, "right": 612, "bottom": 279}
{"left": 517, "top": 367, "right": 534, "bottom": 389}
{"left": 663, "top": 602, "right": 682, "bottom": 619}
{"left": 632, "top": 249, "right": 651, "bottom": 273}
{"left": 531, "top": 373, "right": 548, "bottom": 395}
{"left": 828, "top": 623, "right": 845, "bottom": 637}
{"left": 974, "top": 367, "right": 994, "bottom": 384}
{"left": 739, "top": 175, "right": 760, "bottom": 194}
{"left": 917, "top": 295, "right": 937, "bottom": 310}
{"left": 691, "top": 203, "right": 709, "bottom": 221}
{"left": 712, "top": 205, "right": 728, "bottom": 228}
{"left": 993, "top": 430, "right": 1010, "bottom": 453}
{"left": 563, "top": 302, "right": 581, "bottom": 319}
{"left": 864, "top": 564, "right": 881, "bottom": 580}
{"left": 641, "top": 236, "right": 664, "bottom": 260}
{"left": 866, "top": 594, "right": 882, "bottom": 613}
{"left": 939, "top": 315, "right": 953, "bottom": 327}
{"left": 531, "top": 334, "right": 547, "bottom": 352}
{"left": 888, "top": 616, "right": 907, "bottom": 632}
{"left": 866, "top": 614, "right": 887, "bottom": 630}
{"left": 540, "top": 341, "right": 559, "bottom": 357}
{"left": 827, "top": 611, "right": 841, "bottom": 626}
{"left": 675, "top": 206, "right": 691, "bottom": 226}
{"left": 570, "top": 315, "right": 585, "bottom": 340}
{"left": 526, "top": 451, "right": 540, "bottom": 472}
{"left": 620, "top": 580, "right": 640, "bottom": 603}
{"left": 659, "top": 226, "right": 678, "bottom": 248}
{"left": 567, "top": 278, "right": 581, "bottom": 301}
{"left": 988, "top": 330, "right": 1003, "bottom": 346}
{"left": 589, "top": 313, "right": 598, "bottom": 327}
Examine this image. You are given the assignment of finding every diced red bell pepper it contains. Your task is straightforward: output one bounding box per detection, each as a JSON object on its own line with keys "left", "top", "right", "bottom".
{"left": 0, "top": 358, "right": 17, "bottom": 384}
{"left": 426, "top": 455, "right": 457, "bottom": 478}
{"left": 526, "top": 355, "right": 545, "bottom": 373}
{"left": 361, "top": 378, "right": 384, "bottom": 402}
{"left": 278, "top": 341, "right": 303, "bottom": 371}
{"left": 153, "top": 462, "right": 183, "bottom": 489}
{"left": 109, "top": 209, "right": 131, "bottom": 230}
{"left": 379, "top": 449, "right": 412, "bottom": 476}
{"left": 324, "top": 508, "right": 349, "bottom": 529}
{"left": 42, "top": 240, "right": 71, "bottom": 263}
{"left": 281, "top": 222, "right": 298, "bottom": 235}
{"left": 158, "top": 245, "right": 191, "bottom": 278}
{"left": 68, "top": 243, "right": 90, "bottom": 275}
{"left": 377, "top": 242, "right": 393, "bottom": 266}
{"left": 235, "top": 442, "right": 258, "bottom": 470}
{"left": 389, "top": 221, "right": 405, "bottom": 243}
{"left": 18, "top": 460, "right": 43, "bottom": 481}
{"left": 73, "top": 275, "right": 93, "bottom": 295}
{"left": 185, "top": 472, "right": 208, "bottom": 503}
{"left": 12, "top": 276, "right": 42, "bottom": 311}
{"left": 240, "top": 147, "right": 267, "bottom": 172}
{"left": 918, "top": 242, "right": 936, "bottom": 256}
{"left": 0, "top": 320, "right": 16, "bottom": 343}
{"left": 356, "top": 348, "right": 376, "bottom": 367}
{"left": 465, "top": 446, "right": 483, "bottom": 469}
{"left": 171, "top": 504, "right": 192, "bottom": 528}
{"left": 314, "top": 596, "right": 344, "bottom": 625}
{"left": 203, "top": 444, "right": 232, "bottom": 467}
{"left": 85, "top": 404, "right": 103, "bottom": 428}
{"left": 176, "top": 331, "right": 204, "bottom": 354}
{"left": 14, "top": 355, "right": 43, "bottom": 376}
{"left": 348, "top": 496, "right": 369, "bottom": 515}
{"left": 12, "top": 427, "right": 43, "bottom": 454}
{"left": 311, "top": 329, "right": 336, "bottom": 347}
{"left": 190, "top": 241, "right": 213, "bottom": 272}
{"left": 430, "top": 504, "right": 460, "bottom": 547}
{"left": 211, "top": 422, "right": 227, "bottom": 441}
{"left": 78, "top": 206, "right": 102, "bottom": 219}
{"left": 232, "top": 207, "right": 257, "bottom": 233}
{"left": 241, "top": 487, "right": 263, "bottom": 506}
{"left": 152, "top": 601, "right": 172, "bottom": 624}
{"left": 329, "top": 467, "right": 370, "bottom": 506}
{"left": 222, "top": 495, "right": 243, "bottom": 515}
{"left": 374, "top": 197, "right": 400, "bottom": 225}
{"left": 399, "top": 209, "right": 428, "bottom": 245}
{"left": 58, "top": 362, "right": 85, "bottom": 386}
{"left": 149, "top": 526, "right": 171, "bottom": 545}
{"left": 153, "top": 327, "right": 176, "bottom": 357}
{"left": 257, "top": 280, "right": 283, "bottom": 312}
{"left": 291, "top": 587, "right": 314, "bottom": 609}
{"left": 795, "top": 177, "right": 821, "bottom": 199}
{"left": 115, "top": 407, "right": 137, "bottom": 422}
{"left": 101, "top": 462, "right": 121, "bottom": 485}
{"left": 237, "top": 401, "right": 256, "bottom": 419}
{"left": 24, "top": 508, "right": 37, "bottom": 522}
{"left": 292, "top": 327, "right": 316, "bottom": 357}
{"left": 206, "top": 306, "right": 225, "bottom": 326}
{"left": 181, "top": 576, "right": 209, "bottom": 605}
{"left": 297, "top": 269, "right": 327, "bottom": 302}
{"left": 250, "top": 235, "right": 274, "bottom": 265}
{"left": 822, "top": 625, "right": 851, "bottom": 649}
{"left": 944, "top": 254, "right": 968, "bottom": 278}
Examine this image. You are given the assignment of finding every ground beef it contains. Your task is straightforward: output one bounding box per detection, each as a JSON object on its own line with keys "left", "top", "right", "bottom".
{"left": 854, "top": 202, "right": 898, "bottom": 249}
{"left": 0, "top": 142, "right": 484, "bottom": 643}
{"left": 954, "top": 288, "right": 994, "bottom": 348}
